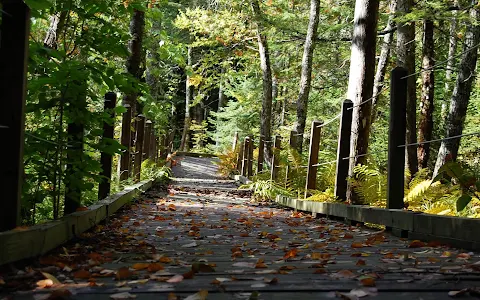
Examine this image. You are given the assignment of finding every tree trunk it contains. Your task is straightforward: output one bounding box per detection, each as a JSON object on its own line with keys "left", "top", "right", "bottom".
{"left": 443, "top": 2, "right": 459, "bottom": 118}
{"left": 345, "top": 0, "right": 380, "bottom": 204}
{"left": 294, "top": 0, "right": 321, "bottom": 154}
{"left": 118, "top": 9, "right": 145, "bottom": 180}
{"left": 417, "top": 19, "right": 435, "bottom": 169}
{"left": 180, "top": 46, "right": 193, "bottom": 151}
{"left": 43, "top": 11, "right": 67, "bottom": 49}
{"left": 396, "top": 0, "right": 418, "bottom": 176}
{"left": 251, "top": 0, "right": 273, "bottom": 163}
{"left": 434, "top": 2, "right": 480, "bottom": 176}
{"left": 371, "top": 0, "right": 397, "bottom": 122}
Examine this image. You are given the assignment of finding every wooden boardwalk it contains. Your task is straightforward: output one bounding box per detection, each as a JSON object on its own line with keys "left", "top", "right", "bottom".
{"left": 2, "top": 156, "right": 480, "bottom": 299}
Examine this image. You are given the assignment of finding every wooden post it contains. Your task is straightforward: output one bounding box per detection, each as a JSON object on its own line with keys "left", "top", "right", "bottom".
{"left": 242, "top": 137, "right": 250, "bottom": 176}
{"left": 237, "top": 141, "right": 244, "bottom": 172}
{"left": 270, "top": 136, "right": 281, "bottom": 181}
{"left": 143, "top": 120, "right": 152, "bottom": 161}
{"left": 160, "top": 134, "right": 167, "bottom": 159}
{"left": 257, "top": 135, "right": 264, "bottom": 174}
{"left": 98, "top": 92, "right": 117, "bottom": 200}
{"left": 335, "top": 100, "right": 353, "bottom": 201}
{"left": 133, "top": 115, "right": 146, "bottom": 182}
{"left": 150, "top": 130, "right": 156, "bottom": 160}
{"left": 118, "top": 103, "right": 132, "bottom": 180}
{"left": 247, "top": 136, "right": 254, "bottom": 178}
{"left": 0, "top": 0, "right": 30, "bottom": 231}
{"left": 232, "top": 131, "right": 239, "bottom": 151}
{"left": 387, "top": 67, "right": 408, "bottom": 209}
{"left": 305, "top": 120, "right": 323, "bottom": 198}
{"left": 285, "top": 131, "right": 298, "bottom": 186}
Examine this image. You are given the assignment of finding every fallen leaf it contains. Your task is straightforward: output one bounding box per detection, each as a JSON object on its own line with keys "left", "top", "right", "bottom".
{"left": 331, "top": 270, "right": 356, "bottom": 279}
{"left": 168, "top": 204, "right": 176, "bottom": 211}
{"left": 343, "top": 233, "right": 354, "bottom": 239}
{"left": 184, "top": 290, "right": 208, "bottom": 300}
{"left": 351, "top": 243, "right": 363, "bottom": 248}
{"left": 36, "top": 279, "right": 54, "bottom": 288}
{"left": 312, "top": 253, "right": 331, "bottom": 260}
{"left": 73, "top": 269, "right": 91, "bottom": 279}
{"left": 233, "top": 262, "right": 256, "bottom": 268}
{"left": 110, "top": 292, "right": 137, "bottom": 299}
{"left": 116, "top": 267, "right": 132, "bottom": 280}
{"left": 448, "top": 288, "right": 470, "bottom": 297}
{"left": 192, "top": 263, "right": 215, "bottom": 273}
{"left": 356, "top": 259, "right": 366, "bottom": 266}
{"left": 76, "top": 207, "right": 89, "bottom": 212}
{"left": 147, "top": 263, "right": 164, "bottom": 272}
{"left": 283, "top": 249, "right": 298, "bottom": 260}
{"left": 167, "top": 275, "right": 184, "bottom": 283}
{"left": 314, "top": 268, "right": 327, "bottom": 274}
{"left": 360, "top": 277, "right": 375, "bottom": 287}
{"left": 408, "top": 240, "right": 425, "bottom": 248}
{"left": 457, "top": 253, "right": 471, "bottom": 260}
{"left": 132, "top": 263, "right": 149, "bottom": 270}
{"left": 182, "top": 242, "right": 198, "bottom": 248}
{"left": 41, "top": 272, "right": 61, "bottom": 285}
{"left": 168, "top": 293, "right": 178, "bottom": 300}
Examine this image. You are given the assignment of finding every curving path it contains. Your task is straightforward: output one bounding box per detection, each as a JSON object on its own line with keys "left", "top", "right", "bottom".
{"left": 2, "top": 156, "right": 480, "bottom": 299}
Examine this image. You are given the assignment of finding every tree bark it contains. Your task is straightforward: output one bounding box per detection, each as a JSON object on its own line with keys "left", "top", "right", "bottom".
{"left": 345, "top": 0, "right": 380, "bottom": 204}
{"left": 294, "top": 0, "right": 321, "bottom": 154}
{"left": 251, "top": 0, "right": 273, "bottom": 163}
{"left": 434, "top": 2, "right": 480, "bottom": 176}
{"left": 417, "top": 19, "right": 435, "bottom": 169}
{"left": 44, "top": 11, "right": 67, "bottom": 49}
{"left": 371, "top": 0, "right": 397, "bottom": 122}
{"left": 443, "top": 1, "right": 459, "bottom": 118}
{"left": 180, "top": 46, "right": 193, "bottom": 151}
{"left": 396, "top": 0, "right": 418, "bottom": 176}
{"left": 118, "top": 9, "right": 145, "bottom": 180}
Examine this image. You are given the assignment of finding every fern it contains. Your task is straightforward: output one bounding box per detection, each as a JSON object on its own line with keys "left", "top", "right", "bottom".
{"left": 241, "top": 179, "right": 294, "bottom": 201}
{"left": 349, "top": 164, "right": 387, "bottom": 206}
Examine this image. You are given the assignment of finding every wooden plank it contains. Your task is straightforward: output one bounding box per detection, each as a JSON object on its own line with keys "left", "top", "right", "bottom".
{"left": 270, "top": 136, "right": 281, "bottom": 181}
{"left": 241, "top": 137, "right": 250, "bottom": 176}
{"left": 0, "top": 0, "right": 30, "bottom": 231}
{"left": 305, "top": 120, "right": 323, "bottom": 197}
{"left": 387, "top": 67, "right": 408, "bottom": 209}
{"left": 133, "top": 115, "right": 146, "bottom": 182}
{"left": 335, "top": 100, "right": 353, "bottom": 201}
{"left": 98, "top": 92, "right": 117, "bottom": 200}
{"left": 118, "top": 104, "right": 133, "bottom": 180}
{"left": 0, "top": 179, "right": 153, "bottom": 266}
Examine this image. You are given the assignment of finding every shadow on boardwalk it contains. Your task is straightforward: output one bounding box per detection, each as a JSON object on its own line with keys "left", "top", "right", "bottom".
{"left": 2, "top": 156, "right": 480, "bottom": 299}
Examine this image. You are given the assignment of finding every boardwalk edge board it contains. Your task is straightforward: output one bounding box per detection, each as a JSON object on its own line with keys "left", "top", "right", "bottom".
{"left": 275, "top": 195, "right": 480, "bottom": 250}
{"left": 0, "top": 179, "right": 154, "bottom": 267}
{"left": 175, "top": 151, "right": 218, "bottom": 158}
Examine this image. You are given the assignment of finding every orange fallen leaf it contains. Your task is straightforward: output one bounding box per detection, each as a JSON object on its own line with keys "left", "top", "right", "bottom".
{"left": 313, "top": 268, "right": 327, "bottom": 274}
{"left": 331, "top": 269, "right": 356, "bottom": 279}
{"left": 457, "top": 253, "right": 471, "bottom": 260}
{"left": 132, "top": 263, "right": 149, "bottom": 270}
{"left": 283, "top": 249, "right": 298, "bottom": 260}
{"left": 168, "top": 204, "right": 176, "bottom": 211}
{"left": 74, "top": 269, "right": 91, "bottom": 279}
{"left": 116, "top": 267, "right": 132, "bottom": 280}
{"left": 351, "top": 253, "right": 362, "bottom": 257}
{"left": 167, "top": 292, "right": 178, "bottom": 300}
{"left": 428, "top": 257, "right": 440, "bottom": 263}
{"left": 360, "top": 277, "right": 376, "bottom": 286}
{"left": 343, "top": 233, "right": 354, "bottom": 239}
{"left": 148, "top": 263, "right": 164, "bottom": 272}
{"left": 255, "top": 258, "right": 268, "bottom": 269}
{"left": 311, "top": 253, "right": 331, "bottom": 260}
{"left": 356, "top": 259, "right": 366, "bottom": 266}
{"left": 182, "top": 270, "right": 195, "bottom": 279}
{"left": 351, "top": 242, "right": 364, "bottom": 248}
{"left": 76, "top": 207, "right": 89, "bottom": 212}
{"left": 408, "top": 240, "right": 426, "bottom": 248}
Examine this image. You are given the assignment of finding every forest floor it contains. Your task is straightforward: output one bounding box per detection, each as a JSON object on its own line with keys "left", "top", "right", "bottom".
{"left": 2, "top": 156, "right": 480, "bottom": 299}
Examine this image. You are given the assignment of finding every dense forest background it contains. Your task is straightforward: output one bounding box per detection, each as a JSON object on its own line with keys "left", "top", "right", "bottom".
{"left": 15, "top": 0, "right": 480, "bottom": 224}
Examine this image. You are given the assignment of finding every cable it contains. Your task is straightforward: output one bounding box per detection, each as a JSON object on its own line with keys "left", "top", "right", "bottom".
{"left": 347, "top": 86, "right": 391, "bottom": 111}
{"left": 316, "top": 113, "right": 342, "bottom": 128}
{"left": 398, "top": 131, "right": 480, "bottom": 148}
{"left": 401, "top": 41, "right": 480, "bottom": 80}
{"left": 25, "top": 132, "right": 72, "bottom": 148}
{"left": 311, "top": 160, "right": 337, "bottom": 167}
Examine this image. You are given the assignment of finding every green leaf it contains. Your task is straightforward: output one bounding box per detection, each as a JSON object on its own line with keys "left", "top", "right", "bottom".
{"left": 25, "top": 0, "right": 51, "bottom": 10}
{"left": 456, "top": 194, "right": 472, "bottom": 212}
{"left": 114, "top": 106, "right": 128, "bottom": 114}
